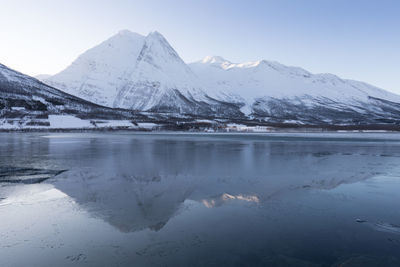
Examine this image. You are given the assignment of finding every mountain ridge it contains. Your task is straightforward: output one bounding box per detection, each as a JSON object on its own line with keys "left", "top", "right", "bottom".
{"left": 30, "top": 30, "right": 400, "bottom": 126}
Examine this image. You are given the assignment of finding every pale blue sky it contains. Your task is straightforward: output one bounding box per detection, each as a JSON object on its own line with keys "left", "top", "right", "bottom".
{"left": 0, "top": 0, "right": 399, "bottom": 93}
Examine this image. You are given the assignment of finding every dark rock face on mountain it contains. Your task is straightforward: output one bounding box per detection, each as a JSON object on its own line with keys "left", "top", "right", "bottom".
{"left": 251, "top": 96, "right": 400, "bottom": 126}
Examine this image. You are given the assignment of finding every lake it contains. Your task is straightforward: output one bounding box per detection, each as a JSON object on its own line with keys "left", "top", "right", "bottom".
{"left": 1, "top": 132, "right": 400, "bottom": 266}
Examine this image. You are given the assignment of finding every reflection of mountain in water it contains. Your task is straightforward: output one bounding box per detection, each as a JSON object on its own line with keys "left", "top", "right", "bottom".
{"left": 51, "top": 135, "right": 400, "bottom": 233}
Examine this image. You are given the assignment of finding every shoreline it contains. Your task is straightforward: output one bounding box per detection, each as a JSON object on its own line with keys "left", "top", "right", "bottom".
{"left": 1, "top": 125, "right": 400, "bottom": 133}
{"left": 1, "top": 127, "right": 400, "bottom": 133}
{"left": 2, "top": 129, "right": 400, "bottom": 143}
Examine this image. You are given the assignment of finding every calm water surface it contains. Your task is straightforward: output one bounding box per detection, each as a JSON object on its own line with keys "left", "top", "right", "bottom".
{"left": 1, "top": 132, "right": 400, "bottom": 266}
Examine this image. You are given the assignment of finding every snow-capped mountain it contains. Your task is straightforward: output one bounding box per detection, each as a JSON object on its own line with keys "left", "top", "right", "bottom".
{"left": 45, "top": 30, "right": 241, "bottom": 118}
{"left": 190, "top": 56, "right": 400, "bottom": 124}
{"left": 0, "top": 63, "right": 141, "bottom": 129}
{"left": 44, "top": 30, "right": 400, "bottom": 126}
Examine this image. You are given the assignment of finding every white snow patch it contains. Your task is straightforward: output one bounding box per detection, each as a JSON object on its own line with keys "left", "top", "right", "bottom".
{"left": 93, "top": 120, "right": 134, "bottom": 128}
{"left": 48, "top": 115, "right": 93, "bottom": 129}
{"left": 195, "top": 119, "right": 216, "bottom": 123}
{"left": 11, "top": 107, "right": 25, "bottom": 111}
{"left": 137, "top": 123, "right": 158, "bottom": 129}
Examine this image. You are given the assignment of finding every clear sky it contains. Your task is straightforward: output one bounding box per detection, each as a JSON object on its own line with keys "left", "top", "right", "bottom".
{"left": 0, "top": 0, "right": 399, "bottom": 93}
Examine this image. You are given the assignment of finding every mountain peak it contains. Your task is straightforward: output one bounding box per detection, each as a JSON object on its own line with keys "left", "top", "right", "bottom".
{"left": 46, "top": 29, "right": 200, "bottom": 109}
{"left": 144, "top": 31, "right": 171, "bottom": 48}
{"left": 138, "top": 30, "right": 184, "bottom": 65}
{"left": 118, "top": 29, "right": 133, "bottom": 35}
{"left": 147, "top": 30, "right": 163, "bottom": 38}
{"left": 111, "top": 30, "right": 145, "bottom": 41}
{"left": 201, "top": 56, "right": 231, "bottom": 64}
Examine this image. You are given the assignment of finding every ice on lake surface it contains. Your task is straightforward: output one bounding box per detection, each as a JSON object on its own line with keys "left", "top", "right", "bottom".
{"left": 1, "top": 132, "right": 400, "bottom": 266}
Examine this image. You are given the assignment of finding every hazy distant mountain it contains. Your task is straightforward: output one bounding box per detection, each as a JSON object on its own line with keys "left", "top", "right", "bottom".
{"left": 43, "top": 30, "right": 400, "bottom": 126}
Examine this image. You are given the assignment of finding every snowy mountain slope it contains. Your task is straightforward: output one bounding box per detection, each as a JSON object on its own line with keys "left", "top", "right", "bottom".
{"left": 0, "top": 63, "right": 144, "bottom": 128}
{"left": 46, "top": 30, "right": 146, "bottom": 107}
{"left": 189, "top": 56, "right": 400, "bottom": 124}
{"left": 190, "top": 56, "right": 400, "bottom": 105}
{"left": 44, "top": 30, "right": 400, "bottom": 126}
{"left": 35, "top": 74, "right": 51, "bottom": 80}
{"left": 46, "top": 31, "right": 242, "bottom": 118}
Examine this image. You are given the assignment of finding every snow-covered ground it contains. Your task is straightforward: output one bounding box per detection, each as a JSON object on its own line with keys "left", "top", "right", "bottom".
{"left": 48, "top": 115, "right": 93, "bottom": 129}
{"left": 0, "top": 115, "right": 159, "bottom": 130}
